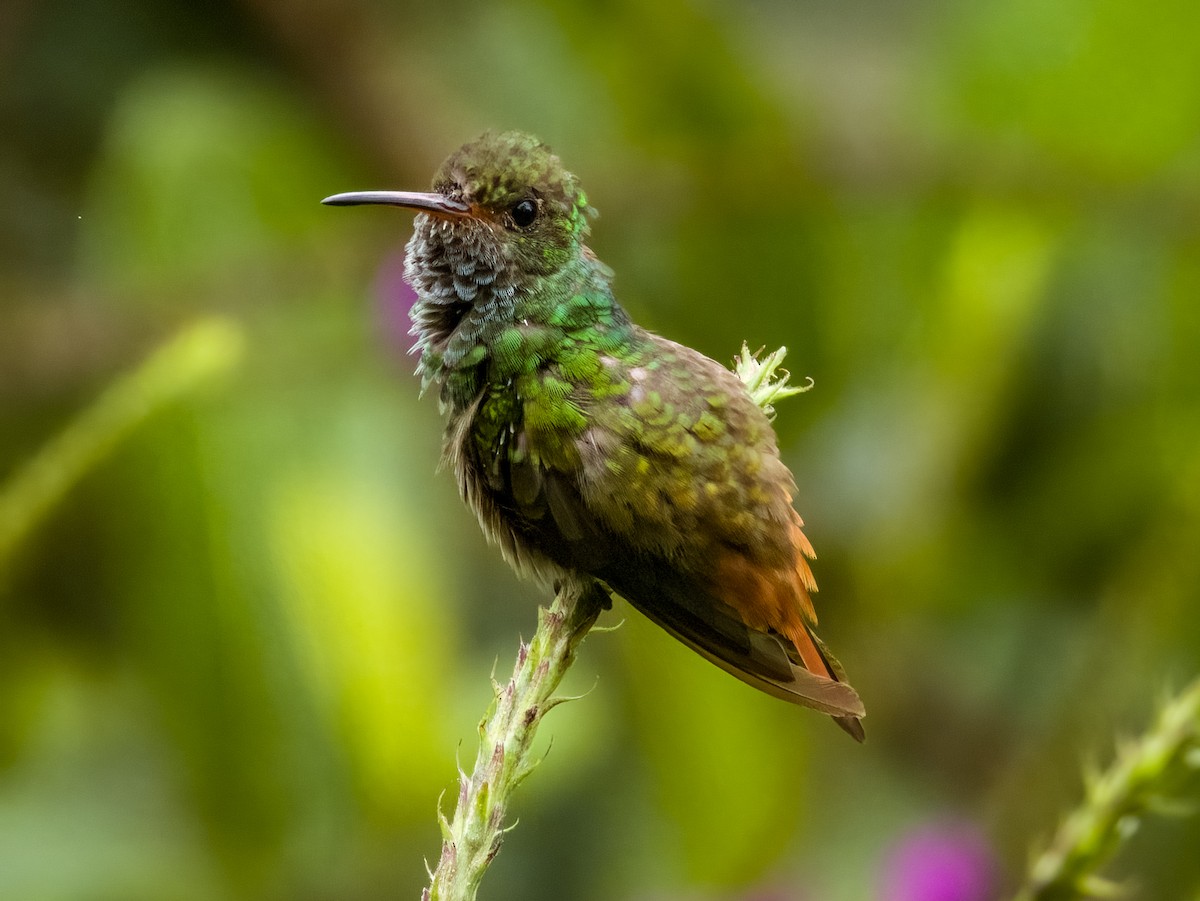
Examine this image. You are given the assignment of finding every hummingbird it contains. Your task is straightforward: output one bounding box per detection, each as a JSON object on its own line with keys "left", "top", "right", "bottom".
{"left": 324, "top": 132, "right": 865, "bottom": 740}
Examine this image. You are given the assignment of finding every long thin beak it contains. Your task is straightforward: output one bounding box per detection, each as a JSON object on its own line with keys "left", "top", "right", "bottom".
{"left": 321, "top": 190, "right": 471, "bottom": 218}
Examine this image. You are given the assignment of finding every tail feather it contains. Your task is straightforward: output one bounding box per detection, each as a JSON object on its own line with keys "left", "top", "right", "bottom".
{"left": 596, "top": 549, "right": 865, "bottom": 740}
{"left": 834, "top": 714, "right": 866, "bottom": 742}
{"left": 612, "top": 580, "right": 866, "bottom": 727}
{"left": 778, "top": 620, "right": 865, "bottom": 741}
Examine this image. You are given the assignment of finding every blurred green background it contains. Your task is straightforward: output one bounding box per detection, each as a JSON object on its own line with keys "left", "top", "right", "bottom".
{"left": 2, "top": 1, "right": 1199, "bottom": 899}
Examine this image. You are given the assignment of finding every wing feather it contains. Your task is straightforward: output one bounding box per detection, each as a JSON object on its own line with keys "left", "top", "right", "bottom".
{"left": 465, "top": 331, "right": 864, "bottom": 737}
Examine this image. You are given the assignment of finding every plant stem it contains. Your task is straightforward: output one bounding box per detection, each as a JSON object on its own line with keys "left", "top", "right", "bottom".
{"left": 1012, "top": 677, "right": 1200, "bottom": 901}
{"left": 422, "top": 581, "right": 608, "bottom": 901}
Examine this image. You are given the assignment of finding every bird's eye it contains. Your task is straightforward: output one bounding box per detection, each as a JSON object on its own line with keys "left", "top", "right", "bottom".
{"left": 510, "top": 198, "right": 538, "bottom": 229}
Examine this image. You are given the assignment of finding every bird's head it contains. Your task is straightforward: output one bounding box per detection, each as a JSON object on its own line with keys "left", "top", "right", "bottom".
{"left": 324, "top": 131, "right": 594, "bottom": 294}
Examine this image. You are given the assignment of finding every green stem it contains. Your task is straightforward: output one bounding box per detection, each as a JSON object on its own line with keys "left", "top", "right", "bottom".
{"left": 0, "top": 317, "right": 244, "bottom": 572}
{"left": 1012, "top": 677, "right": 1200, "bottom": 901}
{"left": 422, "top": 582, "right": 607, "bottom": 901}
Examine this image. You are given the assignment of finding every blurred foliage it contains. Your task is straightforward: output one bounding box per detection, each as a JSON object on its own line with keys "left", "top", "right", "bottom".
{"left": 1014, "top": 678, "right": 1200, "bottom": 901}
{"left": 2, "top": 0, "right": 1199, "bottom": 899}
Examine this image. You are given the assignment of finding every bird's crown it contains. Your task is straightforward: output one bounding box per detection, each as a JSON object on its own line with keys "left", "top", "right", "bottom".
{"left": 432, "top": 131, "right": 593, "bottom": 240}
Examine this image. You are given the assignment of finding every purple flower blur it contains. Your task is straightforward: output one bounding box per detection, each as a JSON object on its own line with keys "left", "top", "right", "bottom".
{"left": 373, "top": 249, "right": 420, "bottom": 364}
{"left": 879, "top": 821, "right": 996, "bottom": 901}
